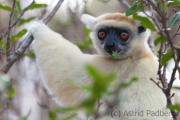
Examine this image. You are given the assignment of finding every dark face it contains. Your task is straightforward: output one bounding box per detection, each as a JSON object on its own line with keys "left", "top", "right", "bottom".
{"left": 97, "top": 26, "right": 146, "bottom": 55}
{"left": 97, "top": 27, "right": 131, "bottom": 55}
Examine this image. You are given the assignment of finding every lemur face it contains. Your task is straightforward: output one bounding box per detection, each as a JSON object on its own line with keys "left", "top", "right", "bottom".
{"left": 81, "top": 13, "right": 149, "bottom": 59}
{"left": 97, "top": 27, "right": 131, "bottom": 55}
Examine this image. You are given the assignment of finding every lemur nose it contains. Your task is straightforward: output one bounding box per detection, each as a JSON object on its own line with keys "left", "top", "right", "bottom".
{"left": 106, "top": 42, "right": 115, "bottom": 48}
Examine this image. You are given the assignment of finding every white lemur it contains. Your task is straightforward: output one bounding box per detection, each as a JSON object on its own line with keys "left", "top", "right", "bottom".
{"left": 29, "top": 13, "right": 173, "bottom": 120}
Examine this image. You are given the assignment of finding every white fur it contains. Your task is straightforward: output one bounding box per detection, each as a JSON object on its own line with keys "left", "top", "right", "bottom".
{"left": 81, "top": 14, "right": 95, "bottom": 30}
{"left": 29, "top": 16, "right": 172, "bottom": 120}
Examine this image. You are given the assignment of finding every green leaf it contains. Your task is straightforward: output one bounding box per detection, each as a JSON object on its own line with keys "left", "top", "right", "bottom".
{"left": 0, "top": 40, "right": 3, "bottom": 47}
{"left": 83, "top": 27, "right": 91, "bottom": 37}
{"left": 76, "top": 39, "right": 92, "bottom": 51}
{"left": 111, "top": 51, "right": 117, "bottom": 60}
{"left": 24, "top": 53, "right": 36, "bottom": 59}
{"left": 154, "top": 37, "right": 167, "bottom": 46}
{"left": 16, "top": 0, "right": 21, "bottom": 12}
{"left": 48, "top": 111, "right": 56, "bottom": 120}
{"left": 169, "top": 12, "right": 180, "bottom": 28}
{"left": 10, "top": 29, "right": 27, "bottom": 42}
{"left": 120, "top": 77, "right": 138, "bottom": 88}
{"left": 62, "top": 113, "right": 77, "bottom": 120}
{"left": 168, "top": 104, "right": 180, "bottom": 111}
{"left": 28, "top": 3, "right": 47, "bottom": 10}
{"left": 162, "top": 49, "right": 172, "bottom": 65}
{"left": 0, "top": 4, "right": 12, "bottom": 12}
{"left": 78, "top": 65, "right": 116, "bottom": 115}
{"left": 172, "top": 0, "right": 180, "bottom": 6}
{"left": 0, "top": 74, "right": 12, "bottom": 91}
{"left": 164, "top": 2, "right": 168, "bottom": 12}
{"left": 133, "top": 14, "right": 156, "bottom": 31}
{"left": 126, "top": 1, "right": 141, "bottom": 16}
{"left": 0, "top": 4, "right": 18, "bottom": 13}
{"left": 18, "top": 17, "right": 35, "bottom": 26}
{"left": 8, "top": 87, "right": 16, "bottom": 98}
{"left": 77, "top": 27, "right": 92, "bottom": 51}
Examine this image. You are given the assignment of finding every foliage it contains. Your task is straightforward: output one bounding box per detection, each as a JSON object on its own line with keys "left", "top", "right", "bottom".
{"left": 8, "top": 87, "right": 16, "bottom": 98}
{"left": 111, "top": 51, "right": 118, "bottom": 60}
{"left": 0, "top": 0, "right": 180, "bottom": 120}
{"left": 126, "top": 1, "right": 141, "bottom": 16}
{"left": 154, "top": 37, "right": 167, "bottom": 46}
{"left": 76, "top": 27, "right": 92, "bottom": 51}
{"left": 0, "top": 0, "right": 47, "bottom": 58}
{"left": 169, "top": 12, "right": 180, "bottom": 28}
{"left": 0, "top": 74, "right": 11, "bottom": 91}
{"left": 133, "top": 13, "right": 156, "bottom": 31}
{"left": 127, "top": 0, "right": 180, "bottom": 119}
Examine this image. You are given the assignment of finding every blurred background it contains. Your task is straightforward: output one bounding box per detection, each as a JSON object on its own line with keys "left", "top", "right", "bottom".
{"left": 0, "top": 0, "right": 179, "bottom": 120}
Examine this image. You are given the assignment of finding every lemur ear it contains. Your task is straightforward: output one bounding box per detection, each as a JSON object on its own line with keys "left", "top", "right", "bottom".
{"left": 81, "top": 14, "right": 95, "bottom": 30}
{"left": 138, "top": 25, "right": 146, "bottom": 34}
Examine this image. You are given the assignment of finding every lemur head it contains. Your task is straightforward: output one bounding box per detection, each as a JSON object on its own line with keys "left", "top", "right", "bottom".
{"left": 81, "top": 13, "right": 151, "bottom": 59}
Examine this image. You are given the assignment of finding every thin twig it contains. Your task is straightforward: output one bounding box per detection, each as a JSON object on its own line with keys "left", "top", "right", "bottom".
{"left": 117, "top": 0, "right": 130, "bottom": 9}
{"left": 144, "top": 1, "right": 179, "bottom": 119}
{"left": 6, "top": 0, "right": 16, "bottom": 59}
{"left": 1, "top": 0, "right": 65, "bottom": 74}
{"left": 150, "top": 78, "right": 163, "bottom": 89}
{"left": 0, "top": 0, "right": 35, "bottom": 40}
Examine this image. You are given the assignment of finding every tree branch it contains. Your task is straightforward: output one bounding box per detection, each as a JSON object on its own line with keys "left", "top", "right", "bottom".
{"left": 0, "top": 0, "right": 35, "bottom": 40}
{"left": 6, "top": 0, "right": 16, "bottom": 58}
{"left": 144, "top": 0, "right": 179, "bottom": 119}
{"left": 1, "top": 0, "right": 65, "bottom": 74}
{"left": 117, "top": 0, "right": 130, "bottom": 9}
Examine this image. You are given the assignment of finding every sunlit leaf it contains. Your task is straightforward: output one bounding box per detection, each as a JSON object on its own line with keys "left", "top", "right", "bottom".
{"left": 154, "top": 36, "right": 167, "bottom": 46}
{"left": 162, "top": 49, "right": 172, "bottom": 65}
{"left": 133, "top": 14, "right": 156, "bottom": 31}
{"left": 0, "top": 74, "right": 11, "bottom": 91}
{"left": 16, "top": 0, "right": 21, "bottom": 12}
{"left": 0, "top": 40, "right": 3, "bottom": 47}
{"left": 169, "top": 12, "right": 180, "bottom": 28}
{"left": 76, "top": 39, "right": 92, "bottom": 51}
{"left": 126, "top": 1, "right": 141, "bottom": 16}
{"left": 164, "top": 2, "right": 168, "bottom": 12}
{"left": 168, "top": 104, "right": 180, "bottom": 111}
{"left": 0, "top": 4, "right": 18, "bottom": 13}
{"left": 28, "top": 3, "right": 47, "bottom": 10}
{"left": 8, "top": 87, "right": 16, "bottom": 98}
{"left": 77, "top": 27, "right": 92, "bottom": 51}
{"left": 48, "top": 111, "right": 56, "bottom": 120}
{"left": 80, "top": 85, "right": 92, "bottom": 92}
{"left": 2, "top": 43, "right": 6, "bottom": 51}
{"left": 0, "top": 4, "right": 12, "bottom": 12}
{"left": 18, "top": 17, "right": 35, "bottom": 26}
{"left": 79, "top": 65, "right": 116, "bottom": 115}
{"left": 83, "top": 27, "right": 91, "bottom": 37}
{"left": 24, "top": 52, "right": 36, "bottom": 59}
{"left": 112, "top": 51, "right": 118, "bottom": 60}
{"left": 172, "top": 0, "right": 180, "bottom": 6}
{"left": 120, "top": 77, "right": 138, "bottom": 88}
{"left": 10, "top": 29, "right": 27, "bottom": 42}
{"left": 62, "top": 113, "right": 77, "bottom": 120}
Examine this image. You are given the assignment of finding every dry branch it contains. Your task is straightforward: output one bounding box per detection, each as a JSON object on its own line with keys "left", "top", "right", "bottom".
{"left": 117, "top": 0, "right": 156, "bottom": 55}
{"left": 117, "top": 0, "right": 131, "bottom": 9}
{"left": 144, "top": 0, "right": 179, "bottom": 119}
{"left": 1, "top": 0, "right": 65, "bottom": 74}
{"left": 6, "top": 0, "right": 16, "bottom": 58}
{"left": 0, "top": 0, "right": 35, "bottom": 40}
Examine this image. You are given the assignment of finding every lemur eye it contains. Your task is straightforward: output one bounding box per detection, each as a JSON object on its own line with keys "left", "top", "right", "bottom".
{"left": 120, "top": 32, "right": 129, "bottom": 40}
{"left": 98, "top": 30, "right": 106, "bottom": 40}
